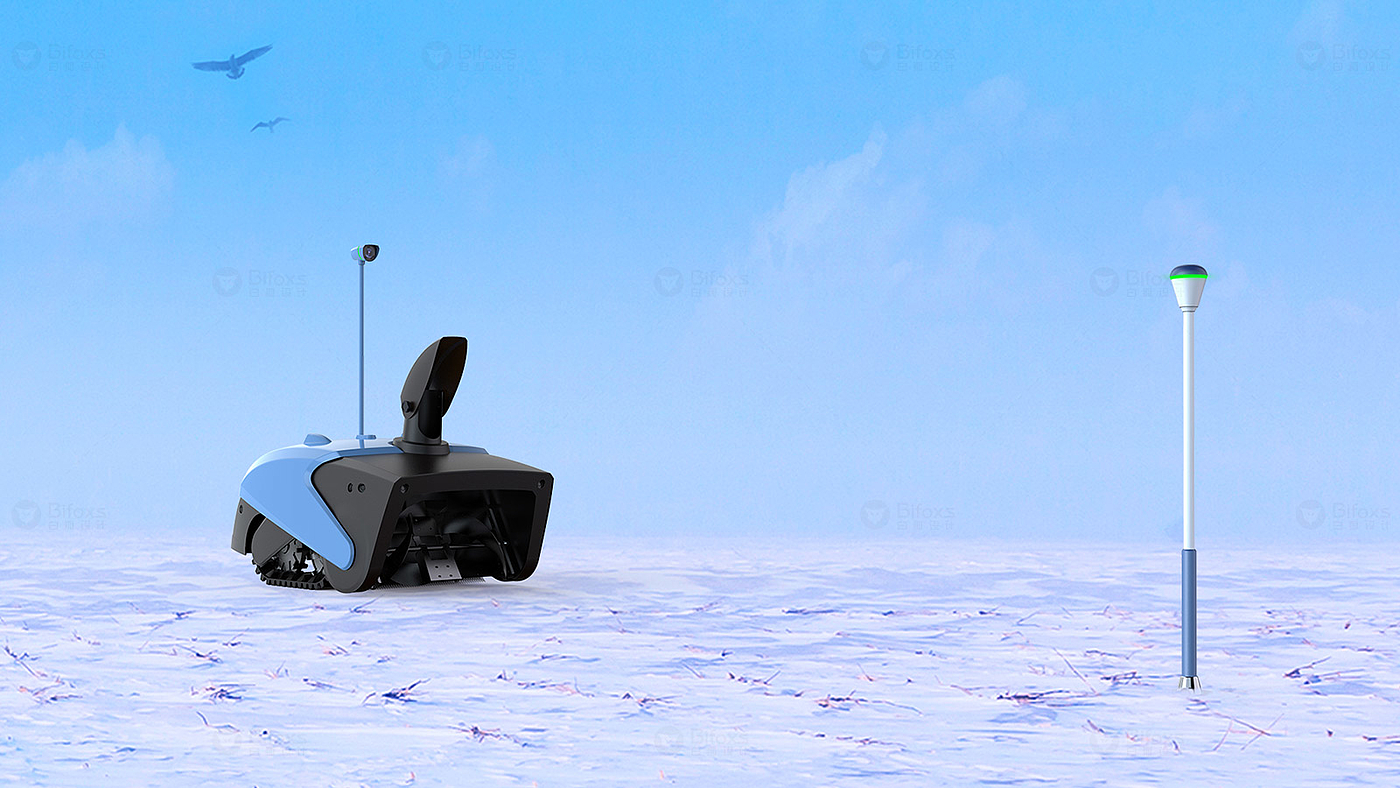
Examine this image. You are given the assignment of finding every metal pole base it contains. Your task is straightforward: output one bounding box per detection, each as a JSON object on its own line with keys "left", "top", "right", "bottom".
{"left": 1178, "top": 676, "right": 1202, "bottom": 691}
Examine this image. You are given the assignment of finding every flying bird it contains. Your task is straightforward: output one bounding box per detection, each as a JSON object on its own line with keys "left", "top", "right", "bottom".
{"left": 192, "top": 45, "right": 272, "bottom": 79}
{"left": 251, "top": 117, "right": 290, "bottom": 133}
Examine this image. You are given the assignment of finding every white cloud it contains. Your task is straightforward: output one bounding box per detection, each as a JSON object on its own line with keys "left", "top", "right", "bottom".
{"left": 942, "top": 219, "right": 995, "bottom": 269}
{"left": 933, "top": 219, "right": 995, "bottom": 293}
{"left": 0, "top": 125, "right": 173, "bottom": 232}
{"left": 1291, "top": 0, "right": 1347, "bottom": 46}
{"left": 923, "top": 75, "right": 1042, "bottom": 185}
{"left": 1309, "top": 296, "right": 1378, "bottom": 327}
{"left": 963, "top": 75, "right": 1028, "bottom": 129}
{"left": 754, "top": 126, "right": 888, "bottom": 267}
{"left": 438, "top": 134, "right": 495, "bottom": 181}
{"left": 1143, "top": 187, "right": 1217, "bottom": 259}
{"left": 437, "top": 134, "right": 496, "bottom": 210}
{"left": 1209, "top": 260, "right": 1251, "bottom": 301}
{"left": 1181, "top": 94, "right": 1248, "bottom": 141}
{"left": 732, "top": 75, "right": 1053, "bottom": 317}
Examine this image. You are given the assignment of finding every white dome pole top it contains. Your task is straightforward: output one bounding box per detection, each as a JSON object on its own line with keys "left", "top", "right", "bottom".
{"left": 1171, "top": 264, "right": 1207, "bottom": 311}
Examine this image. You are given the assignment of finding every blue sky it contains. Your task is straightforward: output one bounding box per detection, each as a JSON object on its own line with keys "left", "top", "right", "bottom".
{"left": 2, "top": 1, "right": 1398, "bottom": 546}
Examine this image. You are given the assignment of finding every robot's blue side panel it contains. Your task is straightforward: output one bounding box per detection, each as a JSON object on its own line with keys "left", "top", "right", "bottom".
{"left": 239, "top": 439, "right": 490, "bottom": 570}
{"left": 240, "top": 441, "right": 398, "bottom": 570}
{"left": 240, "top": 447, "right": 357, "bottom": 569}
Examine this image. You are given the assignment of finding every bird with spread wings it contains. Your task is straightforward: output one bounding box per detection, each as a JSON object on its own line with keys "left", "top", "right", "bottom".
{"left": 251, "top": 117, "right": 291, "bottom": 133}
{"left": 192, "top": 45, "right": 272, "bottom": 79}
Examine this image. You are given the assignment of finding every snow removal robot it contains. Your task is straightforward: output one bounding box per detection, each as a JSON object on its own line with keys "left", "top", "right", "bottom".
{"left": 230, "top": 245, "right": 553, "bottom": 592}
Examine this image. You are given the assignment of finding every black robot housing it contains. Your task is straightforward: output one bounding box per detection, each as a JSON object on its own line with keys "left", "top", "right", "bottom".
{"left": 229, "top": 247, "right": 552, "bottom": 592}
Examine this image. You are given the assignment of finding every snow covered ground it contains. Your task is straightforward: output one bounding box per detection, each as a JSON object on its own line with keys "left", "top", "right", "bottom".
{"left": 1, "top": 531, "right": 1397, "bottom": 786}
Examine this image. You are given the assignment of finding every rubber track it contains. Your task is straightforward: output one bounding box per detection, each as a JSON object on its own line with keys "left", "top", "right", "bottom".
{"left": 254, "top": 563, "right": 331, "bottom": 590}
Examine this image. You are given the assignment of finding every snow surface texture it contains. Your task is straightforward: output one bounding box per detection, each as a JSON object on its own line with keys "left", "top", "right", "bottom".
{"left": 1, "top": 533, "right": 1397, "bottom": 786}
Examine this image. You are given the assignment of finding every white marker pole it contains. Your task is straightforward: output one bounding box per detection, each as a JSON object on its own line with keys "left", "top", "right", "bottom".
{"left": 1171, "top": 264, "right": 1207, "bottom": 691}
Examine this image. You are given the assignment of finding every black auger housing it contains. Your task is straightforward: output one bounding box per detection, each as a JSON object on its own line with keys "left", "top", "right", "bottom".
{"left": 231, "top": 337, "right": 553, "bottom": 592}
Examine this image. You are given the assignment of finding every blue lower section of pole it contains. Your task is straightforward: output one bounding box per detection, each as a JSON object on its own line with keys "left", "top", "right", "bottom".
{"left": 1182, "top": 548, "right": 1197, "bottom": 678}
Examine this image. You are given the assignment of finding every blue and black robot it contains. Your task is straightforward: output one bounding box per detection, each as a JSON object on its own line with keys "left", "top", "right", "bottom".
{"left": 230, "top": 245, "right": 553, "bottom": 592}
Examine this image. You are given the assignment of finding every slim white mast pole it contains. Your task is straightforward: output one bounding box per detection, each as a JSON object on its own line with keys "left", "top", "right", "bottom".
{"left": 1184, "top": 309, "right": 1195, "bottom": 552}
{"left": 1171, "top": 264, "right": 1206, "bottom": 691}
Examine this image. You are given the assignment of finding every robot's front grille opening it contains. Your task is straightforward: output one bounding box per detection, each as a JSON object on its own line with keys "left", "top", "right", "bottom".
{"left": 379, "top": 490, "right": 536, "bottom": 586}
